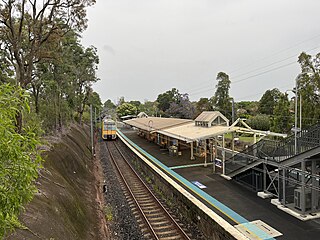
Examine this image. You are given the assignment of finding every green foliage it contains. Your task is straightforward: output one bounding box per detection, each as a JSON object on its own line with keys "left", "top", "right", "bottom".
{"left": 116, "top": 103, "right": 137, "bottom": 118}
{"left": 258, "top": 88, "right": 281, "bottom": 115}
{"left": 88, "top": 92, "right": 103, "bottom": 112}
{"left": 1, "top": 1, "right": 98, "bottom": 131}
{"left": 23, "top": 108, "right": 44, "bottom": 137}
{"left": 128, "top": 100, "right": 141, "bottom": 112}
{"left": 104, "top": 99, "right": 116, "bottom": 110}
{"left": 27, "top": 30, "right": 100, "bottom": 130}
{"left": 246, "top": 114, "right": 271, "bottom": 131}
{"left": 156, "top": 88, "right": 180, "bottom": 115}
{"left": 104, "top": 205, "right": 113, "bottom": 221}
{"left": 139, "top": 101, "right": 159, "bottom": 116}
{"left": 271, "top": 93, "right": 292, "bottom": 133}
{"left": 196, "top": 98, "right": 212, "bottom": 115}
{"left": 212, "top": 72, "right": 232, "bottom": 118}
{"left": 0, "top": 84, "right": 42, "bottom": 238}
{"left": 166, "top": 93, "right": 195, "bottom": 119}
{"left": 297, "top": 52, "right": 320, "bottom": 126}
{"left": 236, "top": 101, "right": 259, "bottom": 116}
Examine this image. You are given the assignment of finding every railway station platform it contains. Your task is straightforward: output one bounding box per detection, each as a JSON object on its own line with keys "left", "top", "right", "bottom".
{"left": 119, "top": 127, "right": 320, "bottom": 240}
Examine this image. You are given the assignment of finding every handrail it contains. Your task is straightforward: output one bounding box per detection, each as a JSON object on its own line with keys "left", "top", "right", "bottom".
{"left": 225, "top": 123, "right": 320, "bottom": 175}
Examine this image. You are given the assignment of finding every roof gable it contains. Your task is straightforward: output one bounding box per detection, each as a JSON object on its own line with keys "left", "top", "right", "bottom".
{"left": 195, "top": 111, "right": 229, "bottom": 127}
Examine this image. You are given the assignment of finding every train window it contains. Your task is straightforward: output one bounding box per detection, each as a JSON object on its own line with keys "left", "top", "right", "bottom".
{"left": 103, "top": 123, "right": 116, "bottom": 130}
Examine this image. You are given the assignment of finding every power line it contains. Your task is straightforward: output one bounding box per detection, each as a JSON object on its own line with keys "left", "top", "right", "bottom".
{"left": 229, "top": 33, "right": 320, "bottom": 74}
{"left": 232, "top": 61, "right": 296, "bottom": 84}
{"left": 235, "top": 83, "right": 292, "bottom": 101}
{"left": 186, "top": 44, "right": 320, "bottom": 97}
{"left": 188, "top": 61, "right": 296, "bottom": 97}
{"left": 188, "top": 60, "right": 296, "bottom": 97}
{"left": 231, "top": 45, "right": 320, "bottom": 79}
{"left": 191, "top": 46, "right": 320, "bottom": 94}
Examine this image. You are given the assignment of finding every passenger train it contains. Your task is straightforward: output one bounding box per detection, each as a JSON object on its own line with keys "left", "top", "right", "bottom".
{"left": 102, "top": 118, "right": 117, "bottom": 140}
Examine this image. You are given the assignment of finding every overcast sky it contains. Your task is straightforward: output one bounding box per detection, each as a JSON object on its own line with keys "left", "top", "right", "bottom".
{"left": 81, "top": 0, "right": 320, "bottom": 104}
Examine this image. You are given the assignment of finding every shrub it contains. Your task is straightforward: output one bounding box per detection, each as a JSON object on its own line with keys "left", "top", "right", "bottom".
{"left": 0, "top": 84, "right": 43, "bottom": 237}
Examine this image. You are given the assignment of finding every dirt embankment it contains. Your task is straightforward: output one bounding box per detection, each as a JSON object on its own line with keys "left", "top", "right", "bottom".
{"left": 7, "top": 124, "right": 109, "bottom": 240}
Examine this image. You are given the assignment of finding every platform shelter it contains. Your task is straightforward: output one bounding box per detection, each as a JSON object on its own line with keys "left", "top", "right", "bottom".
{"left": 124, "top": 111, "right": 286, "bottom": 174}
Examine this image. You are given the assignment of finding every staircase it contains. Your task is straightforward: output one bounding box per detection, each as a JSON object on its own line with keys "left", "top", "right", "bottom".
{"left": 225, "top": 123, "right": 320, "bottom": 177}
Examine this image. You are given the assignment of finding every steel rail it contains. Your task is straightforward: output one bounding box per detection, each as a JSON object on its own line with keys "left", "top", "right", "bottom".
{"left": 106, "top": 142, "right": 158, "bottom": 239}
{"left": 114, "top": 142, "right": 191, "bottom": 240}
{"left": 107, "top": 141, "right": 191, "bottom": 240}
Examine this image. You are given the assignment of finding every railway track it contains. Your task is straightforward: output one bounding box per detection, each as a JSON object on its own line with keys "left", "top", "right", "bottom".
{"left": 106, "top": 141, "right": 192, "bottom": 240}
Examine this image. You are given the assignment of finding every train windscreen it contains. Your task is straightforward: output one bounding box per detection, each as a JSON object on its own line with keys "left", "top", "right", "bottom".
{"left": 103, "top": 122, "right": 116, "bottom": 130}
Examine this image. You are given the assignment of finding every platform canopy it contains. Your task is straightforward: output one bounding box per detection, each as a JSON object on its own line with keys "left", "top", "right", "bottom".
{"left": 156, "top": 122, "right": 237, "bottom": 143}
{"left": 124, "top": 117, "right": 192, "bottom": 132}
{"left": 124, "top": 111, "right": 287, "bottom": 144}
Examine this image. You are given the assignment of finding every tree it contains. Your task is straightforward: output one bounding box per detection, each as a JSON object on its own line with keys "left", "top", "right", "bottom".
{"left": 116, "top": 103, "right": 137, "bottom": 118}
{"left": 258, "top": 88, "right": 281, "bottom": 115}
{"left": 195, "top": 97, "right": 212, "bottom": 115}
{"left": 297, "top": 52, "right": 320, "bottom": 126}
{"left": 246, "top": 114, "right": 270, "bottom": 131}
{"left": 0, "top": 0, "right": 96, "bottom": 130}
{"left": 272, "top": 93, "right": 292, "bottom": 133}
{"left": 117, "top": 96, "right": 125, "bottom": 106}
{"left": 72, "top": 45, "right": 99, "bottom": 123}
{"left": 298, "top": 52, "right": 320, "bottom": 89}
{"left": 156, "top": 88, "right": 181, "bottom": 115}
{"left": 128, "top": 100, "right": 141, "bottom": 112}
{"left": 0, "top": 0, "right": 96, "bottom": 87}
{"left": 166, "top": 93, "right": 195, "bottom": 119}
{"left": 139, "top": 101, "right": 159, "bottom": 116}
{"left": 104, "top": 99, "right": 116, "bottom": 110}
{"left": 27, "top": 31, "right": 99, "bottom": 129}
{"left": 0, "top": 84, "right": 42, "bottom": 237}
{"left": 88, "top": 91, "right": 102, "bottom": 112}
{"left": 0, "top": 48, "right": 14, "bottom": 83}
{"left": 236, "top": 101, "right": 259, "bottom": 116}
{"left": 212, "top": 72, "right": 232, "bottom": 117}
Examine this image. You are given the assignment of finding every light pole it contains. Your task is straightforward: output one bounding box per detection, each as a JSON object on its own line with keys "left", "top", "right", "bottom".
{"left": 293, "top": 71, "right": 312, "bottom": 154}
{"left": 294, "top": 76, "right": 298, "bottom": 154}
{"left": 300, "top": 95, "right": 302, "bottom": 130}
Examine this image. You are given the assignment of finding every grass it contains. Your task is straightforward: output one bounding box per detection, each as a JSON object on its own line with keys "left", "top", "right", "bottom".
{"left": 224, "top": 133, "right": 254, "bottom": 143}
{"left": 104, "top": 204, "right": 113, "bottom": 221}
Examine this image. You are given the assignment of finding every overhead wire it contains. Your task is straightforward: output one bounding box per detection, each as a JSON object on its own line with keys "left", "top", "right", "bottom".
{"left": 187, "top": 44, "right": 320, "bottom": 98}
{"left": 184, "top": 34, "right": 320, "bottom": 94}
{"left": 188, "top": 60, "right": 296, "bottom": 97}
{"left": 228, "top": 33, "right": 320, "bottom": 74}
{"left": 231, "top": 45, "right": 320, "bottom": 79}
{"left": 235, "top": 83, "right": 292, "bottom": 101}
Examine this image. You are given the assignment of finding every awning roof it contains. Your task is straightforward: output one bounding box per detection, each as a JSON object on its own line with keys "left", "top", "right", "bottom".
{"left": 124, "top": 114, "right": 287, "bottom": 144}
{"left": 156, "top": 122, "right": 237, "bottom": 143}
{"left": 124, "top": 117, "right": 192, "bottom": 132}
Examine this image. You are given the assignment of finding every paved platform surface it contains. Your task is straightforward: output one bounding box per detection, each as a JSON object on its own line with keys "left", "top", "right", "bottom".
{"left": 120, "top": 127, "right": 320, "bottom": 240}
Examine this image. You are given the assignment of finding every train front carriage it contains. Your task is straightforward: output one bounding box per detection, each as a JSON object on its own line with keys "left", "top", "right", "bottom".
{"left": 102, "top": 119, "right": 117, "bottom": 140}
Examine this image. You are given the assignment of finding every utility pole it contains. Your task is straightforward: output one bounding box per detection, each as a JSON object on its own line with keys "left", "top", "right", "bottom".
{"left": 232, "top": 98, "right": 235, "bottom": 123}
{"left": 294, "top": 76, "right": 298, "bottom": 155}
{"left": 231, "top": 98, "right": 235, "bottom": 156}
{"left": 94, "top": 107, "right": 97, "bottom": 129}
{"left": 299, "top": 94, "right": 302, "bottom": 130}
